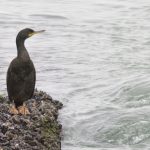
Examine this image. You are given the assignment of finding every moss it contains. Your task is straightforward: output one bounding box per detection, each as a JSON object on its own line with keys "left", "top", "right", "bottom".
{"left": 39, "top": 116, "right": 61, "bottom": 149}
{"left": 0, "top": 95, "right": 5, "bottom": 102}
{"left": 0, "top": 95, "right": 3, "bottom": 99}
{"left": 41, "top": 117, "right": 58, "bottom": 139}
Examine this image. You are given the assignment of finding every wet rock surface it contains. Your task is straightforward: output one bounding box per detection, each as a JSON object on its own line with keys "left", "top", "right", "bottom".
{"left": 0, "top": 90, "right": 63, "bottom": 150}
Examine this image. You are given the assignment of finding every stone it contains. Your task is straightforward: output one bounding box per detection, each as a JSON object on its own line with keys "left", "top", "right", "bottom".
{"left": 0, "top": 90, "right": 63, "bottom": 150}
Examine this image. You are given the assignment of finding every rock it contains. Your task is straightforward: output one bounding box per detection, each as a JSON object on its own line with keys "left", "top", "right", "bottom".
{"left": 0, "top": 90, "right": 63, "bottom": 150}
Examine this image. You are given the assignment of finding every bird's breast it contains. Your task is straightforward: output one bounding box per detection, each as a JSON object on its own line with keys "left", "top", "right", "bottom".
{"left": 11, "top": 59, "right": 35, "bottom": 76}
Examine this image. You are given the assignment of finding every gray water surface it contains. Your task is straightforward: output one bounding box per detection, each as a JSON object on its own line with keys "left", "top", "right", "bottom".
{"left": 1, "top": 0, "right": 150, "bottom": 149}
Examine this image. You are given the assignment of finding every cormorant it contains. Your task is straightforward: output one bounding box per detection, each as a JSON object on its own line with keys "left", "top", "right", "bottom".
{"left": 7, "top": 28, "right": 45, "bottom": 115}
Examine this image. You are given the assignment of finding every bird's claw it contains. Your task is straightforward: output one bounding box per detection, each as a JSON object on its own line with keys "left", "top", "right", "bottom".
{"left": 18, "top": 104, "right": 30, "bottom": 115}
{"left": 9, "top": 105, "right": 19, "bottom": 115}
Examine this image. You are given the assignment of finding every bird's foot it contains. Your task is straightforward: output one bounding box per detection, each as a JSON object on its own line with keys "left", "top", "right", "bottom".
{"left": 9, "top": 105, "right": 19, "bottom": 115}
{"left": 18, "top": 104, "right": 30, "bottom": 115}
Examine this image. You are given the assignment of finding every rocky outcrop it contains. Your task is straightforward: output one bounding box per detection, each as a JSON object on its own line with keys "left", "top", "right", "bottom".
{"left": 0, "top": 90, "right": 63, "bottom": 150}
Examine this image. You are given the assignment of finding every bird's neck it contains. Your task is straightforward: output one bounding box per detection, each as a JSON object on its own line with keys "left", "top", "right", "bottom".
{"left": 16, "top": 37, "right": 30, "bottom": 60}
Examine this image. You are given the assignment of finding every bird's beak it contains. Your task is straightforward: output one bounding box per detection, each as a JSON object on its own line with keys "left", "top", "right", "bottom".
{"left": 29, "top": 30, "right": 45, "bottom": 37}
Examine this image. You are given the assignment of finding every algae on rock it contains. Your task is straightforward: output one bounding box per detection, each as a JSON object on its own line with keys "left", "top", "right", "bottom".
{"left": 0, "top": 90, "right": 63, "bottom": 150}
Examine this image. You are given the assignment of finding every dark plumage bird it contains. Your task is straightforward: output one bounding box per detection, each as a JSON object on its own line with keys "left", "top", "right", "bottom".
{"left": 7, "top": 28, "right": 45, "bottom": 115}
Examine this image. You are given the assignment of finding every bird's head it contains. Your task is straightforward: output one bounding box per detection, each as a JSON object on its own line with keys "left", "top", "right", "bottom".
{"left": 17, "top": 28, "right": 45, "bottom": 40}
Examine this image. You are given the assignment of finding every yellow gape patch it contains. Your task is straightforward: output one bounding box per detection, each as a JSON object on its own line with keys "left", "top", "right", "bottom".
{"left": 28, "top": 30, "right": 45, "bottom": 37}
{"left": 28, "top": 32, "right": 35, "bottom": 37}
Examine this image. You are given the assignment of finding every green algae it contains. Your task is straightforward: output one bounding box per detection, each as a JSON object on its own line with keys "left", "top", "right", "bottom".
{"left": 41, "top": 117, "right": 59, "bottom": 138}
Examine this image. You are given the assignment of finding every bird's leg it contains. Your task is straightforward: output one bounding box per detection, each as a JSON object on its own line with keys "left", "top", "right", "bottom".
{"left": 9, "top": 104, "right": 19, "bottom": 115}
{"left": 18, "top": 103, "right": 30, "bottom": 115}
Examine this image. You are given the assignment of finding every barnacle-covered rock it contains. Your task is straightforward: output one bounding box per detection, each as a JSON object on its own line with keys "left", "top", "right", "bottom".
{"left": 0, "top": 90, "right": 63, "bottom": 150}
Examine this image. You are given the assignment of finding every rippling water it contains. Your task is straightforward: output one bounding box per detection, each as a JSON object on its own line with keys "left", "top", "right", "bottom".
{"left": 1, "top": 0, "right": 150, "bottom": 149}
